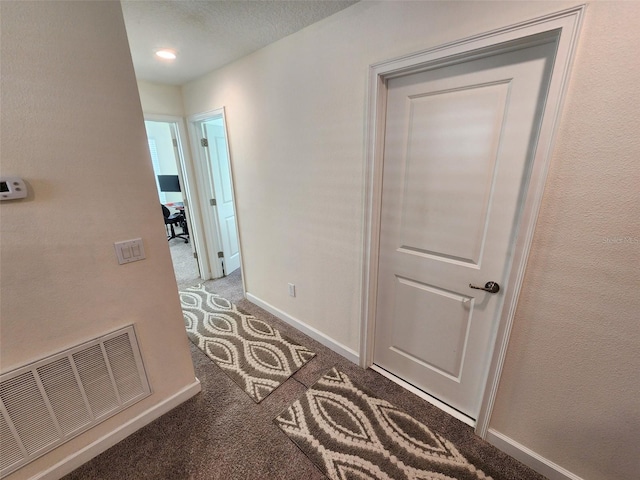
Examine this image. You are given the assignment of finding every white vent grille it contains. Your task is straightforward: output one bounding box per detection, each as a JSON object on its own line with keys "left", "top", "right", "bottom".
{"left": 0, "top": 326, "right": 150, "bottom": 477}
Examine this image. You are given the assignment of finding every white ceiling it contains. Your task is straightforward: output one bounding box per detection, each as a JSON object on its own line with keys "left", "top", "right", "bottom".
{"left": 121, "top": 0, "right": 358, "bottom": 86}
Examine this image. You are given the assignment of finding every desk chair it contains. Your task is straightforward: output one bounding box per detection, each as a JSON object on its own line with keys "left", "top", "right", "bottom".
{"left": 162, "top": 204, "right": 189, "bottom": 243}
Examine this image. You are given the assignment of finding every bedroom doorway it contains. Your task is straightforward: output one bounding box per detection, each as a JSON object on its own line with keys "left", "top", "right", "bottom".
{"left": 144, "top": 117, "right": 201, "bottom": 288}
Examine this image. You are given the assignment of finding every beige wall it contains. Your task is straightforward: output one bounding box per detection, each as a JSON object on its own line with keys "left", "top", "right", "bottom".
{"left": 0, "top": 2, "right": 197, "bottom": 478}
{"left": 136, "top": 80, "right": 185, "bottom": 117}
{"left": 491, "top": 2, "right": 640, "bottom": 478}
{"left": 182, "top": 1, "right": 639, "bottom": 479}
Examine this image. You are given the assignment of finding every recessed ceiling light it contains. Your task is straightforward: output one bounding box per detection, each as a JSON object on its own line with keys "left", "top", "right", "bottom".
{"left": 155, "top": 49, "right": 177, "bottom": 60}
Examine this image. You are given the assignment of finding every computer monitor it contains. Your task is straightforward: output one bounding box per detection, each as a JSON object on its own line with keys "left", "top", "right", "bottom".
{"left": 157, "top": 175, "right": 181, "bottom": 192}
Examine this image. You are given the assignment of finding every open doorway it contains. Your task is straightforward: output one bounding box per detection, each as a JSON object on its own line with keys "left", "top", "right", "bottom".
{"left": 189, "top": 109, "right": 241, "bottom": 280}
{"left": 144, "top": 118, "right": 201, "bottom": 288}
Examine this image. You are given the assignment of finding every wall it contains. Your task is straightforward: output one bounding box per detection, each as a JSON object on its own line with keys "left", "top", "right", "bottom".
{"left": 490, "top": 2, "right": 640, "bottom": 478}
{"left": 0, "top": 2, "right": 198, "bottom": 478}
{"left": 136, "top": 80, "right": 185, "bottom": 117}
{"left": 181, "top": 1, "right": 639, "bottom": 479}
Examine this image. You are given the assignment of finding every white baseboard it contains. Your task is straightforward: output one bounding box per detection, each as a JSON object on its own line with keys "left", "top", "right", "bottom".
{"left": 486, "top": 429, "right": 583, "bottom": 480}
{"left": 245, "top": 292, "right": 359, "bottom": 364}
{"left": 31, "top": 379, "right": 202, "bottom": 480}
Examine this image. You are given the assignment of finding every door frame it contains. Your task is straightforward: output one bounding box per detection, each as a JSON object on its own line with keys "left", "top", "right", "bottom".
{"left": 144, "top": 114, "right": 206, "bottom": 280}
{"left": 188, "top": 108, "right": 244, "bottom": 284}
{"left": 359, "top": 6, "right": 584, "bottom": 437}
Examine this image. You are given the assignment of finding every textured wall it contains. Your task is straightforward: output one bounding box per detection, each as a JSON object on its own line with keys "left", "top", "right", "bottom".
{"left": 181, "top": 0, "right": 578, "bottom": 357}
{"left": 490, "top": 3, "right": 640, "bottom": 479}
{"left": 137, "top": 80, "right": 185, "bottom": 116}
{"left": 181, "top": 1, "right": 639, "bottom": 479}
{"left": 0, "top": 2, "right": 197, "bottom": 478}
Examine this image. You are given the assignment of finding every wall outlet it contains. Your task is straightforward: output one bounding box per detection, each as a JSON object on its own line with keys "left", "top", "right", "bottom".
{"left": 288, "top": 283, "right": 296, "bottom": 297}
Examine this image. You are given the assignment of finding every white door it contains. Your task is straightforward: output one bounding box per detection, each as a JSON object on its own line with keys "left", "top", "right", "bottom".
{"left": 201, "top": 119, "right": 240, "bottom": 275}
{"left": 373, "top": 41, "right": 555, "bottom": 419}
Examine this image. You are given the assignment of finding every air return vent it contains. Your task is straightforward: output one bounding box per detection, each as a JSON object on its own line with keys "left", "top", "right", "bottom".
{"left": 0, "top": 326, "right": 150, "bottom": 477}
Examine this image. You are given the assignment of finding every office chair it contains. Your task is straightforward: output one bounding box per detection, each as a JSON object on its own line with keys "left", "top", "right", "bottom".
{"left": 162, "top": 204, "right": 189, "bottom": 243}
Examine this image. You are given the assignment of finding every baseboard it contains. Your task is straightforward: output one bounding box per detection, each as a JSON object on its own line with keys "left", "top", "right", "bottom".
{"left": 30, "top": 379, "right": 202, "bottom": 480}
{"left": 486, "top": 429, "right": 584, "bottom": 480}
{"left": 245, "top": 292, "right": 359, "bottom": 364}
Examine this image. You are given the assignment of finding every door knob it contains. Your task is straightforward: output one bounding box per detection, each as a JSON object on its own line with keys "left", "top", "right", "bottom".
{"left": 469, "top": 281, "right": 500, "bottom": 293}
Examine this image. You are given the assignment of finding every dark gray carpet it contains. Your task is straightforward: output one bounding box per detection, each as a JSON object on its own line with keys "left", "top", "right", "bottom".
{"left": 63, "top": 271, "right": 547, "bottom": 480}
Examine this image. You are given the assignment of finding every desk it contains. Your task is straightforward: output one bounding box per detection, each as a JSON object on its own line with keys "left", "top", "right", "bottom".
{"left": 165, "top": 201, "right": 184, "bottom": 212}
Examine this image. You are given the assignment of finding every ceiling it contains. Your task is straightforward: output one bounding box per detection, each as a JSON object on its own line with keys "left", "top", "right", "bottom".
{"left": 121, "top": 0, "right": 358, "bottom": 86}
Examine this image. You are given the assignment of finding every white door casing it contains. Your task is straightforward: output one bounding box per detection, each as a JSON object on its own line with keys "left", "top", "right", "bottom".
{"left": 360, "top": 7, "right": 584, "bottom": 435}
{"left": 202, "top": 120, "right": 241, "bottom": 275}
{"left": 144, "top": 115, "right": 206, "bottom": 279}
{"left": 189, "top": 109, "right": 242, "bottom": 279}
{"left": 168, "top": 122, "right": 200, "bottom": 274}
{"left": 374, "top": 41, "right": 556, "bottom": 420}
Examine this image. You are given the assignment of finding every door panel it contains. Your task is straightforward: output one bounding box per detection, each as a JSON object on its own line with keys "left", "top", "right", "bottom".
{"left": 374, "top": 42, "right": 555, "bottom": 418}
{"left": 203, "top": 120, "right": 240, "bottom": 275}
{"left": 392, "top": 277, "right": 472, "bottom": 379}
{"left": 399, "top": 82, "right": 508, "bottom": 265}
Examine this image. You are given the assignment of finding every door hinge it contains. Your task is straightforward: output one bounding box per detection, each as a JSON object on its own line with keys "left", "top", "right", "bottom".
{"left": 210, "top": 198, "right": 217, "bottom": 206}
{"left": 201, "top": 138, "right": 208, "bottom": 147}
{"left": 193, "top": 251, "right": 198, "bottom": 259}
{"left": 172, "top": 138, "right": 178, "bottom": 147}
{"left": 218, "top": 252, "right": 225, "bottom": 276}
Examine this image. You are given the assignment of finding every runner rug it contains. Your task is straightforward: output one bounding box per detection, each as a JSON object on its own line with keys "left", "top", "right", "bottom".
{"left": 180, "top": 284, "right": 316, "bottom": 403}
{"left": 275, "top": 368, "right": 493, "bottom": 480}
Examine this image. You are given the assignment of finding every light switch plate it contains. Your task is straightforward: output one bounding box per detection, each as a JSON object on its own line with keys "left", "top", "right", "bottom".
{"left": 114, "top": 238, "right": 145, "bottom": 265}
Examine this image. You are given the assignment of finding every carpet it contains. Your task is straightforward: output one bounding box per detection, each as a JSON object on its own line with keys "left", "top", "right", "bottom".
{"left": 275, "top": 368, "right": 493, "bottom": 480}
{"left": 180, "top": 284, "right": 316, "bottom": 403}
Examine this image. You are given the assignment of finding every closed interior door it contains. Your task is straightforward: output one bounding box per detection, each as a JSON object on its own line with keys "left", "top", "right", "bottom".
{"left": 202, "top": 119, "right": 240, "bottom": 275}
{"left": 373, "top": 41, "right": 555, "bottom": 419}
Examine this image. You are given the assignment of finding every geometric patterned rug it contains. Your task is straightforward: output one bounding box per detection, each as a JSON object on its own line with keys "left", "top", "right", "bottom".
{"left": 275, "top": 368, "right": 493, "bottom": 480}
{"left": 180, "top": 284, "right": 316, "bottom": 403}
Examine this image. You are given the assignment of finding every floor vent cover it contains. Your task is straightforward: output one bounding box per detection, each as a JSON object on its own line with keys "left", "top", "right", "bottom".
{"left": 0, "top": 326, "right": 150, "bottom": 477}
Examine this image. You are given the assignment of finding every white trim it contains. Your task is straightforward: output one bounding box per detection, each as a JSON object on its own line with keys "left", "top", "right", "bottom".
{"left": 29, "top": 380, "right": 201, "bottom": 480}
{"left": 359, "top": 5, "right": 585, "bottom": 439}
{"left": 246, "top": 293, "right": 359, "bottom": 364}
{"left": 144, "top": 114, "right": 208, "bottom": 281}
{"left": 486, "top": 429, "right": 584, "bottom": 480}
{"left": 187, "top": 109, "right": 224, "bottom": 279}
{"left": 187, "top": 108, "right": 244, "bottom": 285}
{"left": 370, "top": 365, "right": 475, "bottom": 428}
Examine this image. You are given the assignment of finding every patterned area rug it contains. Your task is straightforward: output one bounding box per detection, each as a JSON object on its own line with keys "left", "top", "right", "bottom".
{"left": 275, "top": 368, "right": 493, "bottom": 480}
{"left": 180, "top": 284, "right": 316, "bottom": 402}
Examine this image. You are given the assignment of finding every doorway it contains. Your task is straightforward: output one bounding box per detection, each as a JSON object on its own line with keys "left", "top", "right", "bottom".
{"left": 360, "top": 7, "right": 584, "bottom": 435}
{"left": 373, "top": 40, "right": 555, "bottom": 421}
{"left": 144, "top": 118, "right": 201, "bottom": 287}
{"left": 189, "top": 109, "right": 241, "bottom": 279}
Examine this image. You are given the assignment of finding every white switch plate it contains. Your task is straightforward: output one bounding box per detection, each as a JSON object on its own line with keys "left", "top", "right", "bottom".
{"left": 114, "top": 238, "right": 145, "bottom": 265}
{"left": 288, "top": 283, "right": 296, "bottom": 297}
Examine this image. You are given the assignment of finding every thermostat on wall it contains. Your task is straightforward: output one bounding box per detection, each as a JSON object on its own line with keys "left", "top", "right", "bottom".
{"left": 0, "top": 177, "right": 27, "bottom": 200}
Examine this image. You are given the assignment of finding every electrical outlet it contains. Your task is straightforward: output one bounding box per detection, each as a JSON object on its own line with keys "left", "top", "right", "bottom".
{"left": 288, "top": 283, "right": 296, "bottom": 297}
